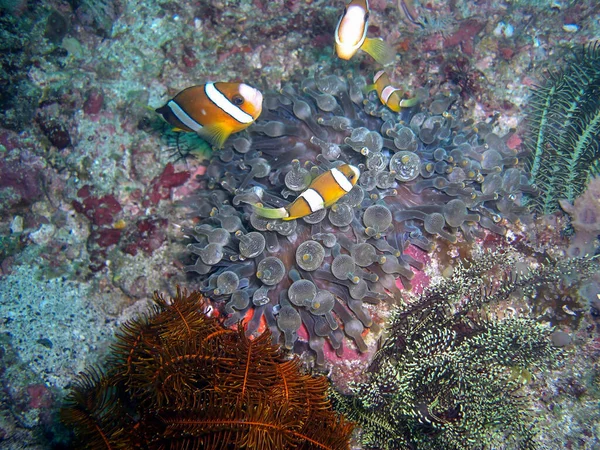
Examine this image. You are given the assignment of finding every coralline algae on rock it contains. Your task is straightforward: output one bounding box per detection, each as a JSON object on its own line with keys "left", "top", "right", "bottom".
{"left": 183, "top": 71, "right": 533, "bottom": 363}
{"left": 0, "top": 265, "right": 113, "bottom": 391}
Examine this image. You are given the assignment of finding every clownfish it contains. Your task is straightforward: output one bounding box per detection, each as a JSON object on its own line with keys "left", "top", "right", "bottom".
{"left": 254, "top": 164, "right": 361, "bottom": 221}
{"left": 371, "top": 70, "right": 420, "bottom": 111}
{"left": 156, "top": 82, "right": 263, "bottom": 149}
{"left": 334, "top": 0, "right": 395, "bottom": 65}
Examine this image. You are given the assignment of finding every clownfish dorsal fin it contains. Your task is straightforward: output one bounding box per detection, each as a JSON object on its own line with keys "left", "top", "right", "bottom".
{"left": 361, "top": 37, "right": 395, "bottom": 66}
{"left": 196, "top": 124, "right": 231, "bottom": 149}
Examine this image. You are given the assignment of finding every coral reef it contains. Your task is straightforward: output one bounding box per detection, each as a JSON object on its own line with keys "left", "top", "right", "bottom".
{"left": 0, "top": 264, "right": 116, "bottom": 447}
{"left": 0, "top": 0, "right": 598, "bottom": 447}
{"left": 183, "top": 71, "right": 533, "bottom": 363}
{"left": 0, "top": 5, "right": 44, "bottom": 131}
{"left": 524, "top": 41, "right": 600, "bottom": 215}
{"left": 71, "top": 162, "right": 190, "bottom": 272}
{"left": 330, "top": 250, "right": 598, "bottom": 449}
{"left": 61, "top": 288, "right": 353, "bottom": 449}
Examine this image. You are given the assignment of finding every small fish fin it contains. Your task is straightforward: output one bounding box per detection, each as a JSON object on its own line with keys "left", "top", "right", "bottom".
{"left": 398, "top": 88, "right": 428, "bottom": 109}
{"left": 155, "top": 104, "right": 169, "bottom": 115}
{"left": 155, "top": 105, "right": 188, "bottom": 132}
{"left": 361, "top": 38, "right": 396, "bottom": 66}
{"left": 363, "top": 83, "right": 376, "bottom": 95}
{"left": 253, "top": 204, "right": 289, "bottom": 220}
{"left": 197, "top": 124, "right": 231, "bottom": 149}
{"left": 398, "top": 97, "right": 420, "bottom": 109}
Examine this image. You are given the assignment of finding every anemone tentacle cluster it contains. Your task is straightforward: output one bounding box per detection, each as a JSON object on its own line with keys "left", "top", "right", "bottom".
{"left": 183, "top": 71, "right": 533, "bottom": 362}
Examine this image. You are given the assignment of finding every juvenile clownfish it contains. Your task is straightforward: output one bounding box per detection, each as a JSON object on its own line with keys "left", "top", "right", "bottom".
{"left": 372, "top": 70, "right": 420, "bottom": 111}
{"left": 156, "top": 82, "right": 263, "bottom": 149}
{"left": 254, "top": 164, "right": 361, "bottom": 221}
{"left": 334, "top": 0, "right": 395, "bottom": 65}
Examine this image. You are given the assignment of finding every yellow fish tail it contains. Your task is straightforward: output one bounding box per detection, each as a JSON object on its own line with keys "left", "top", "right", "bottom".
{"left": 253, "top": 204, "right": 289, "bottom": 220}
{"left": 363, "top": 83, "right": 376, "bottom": 95}
{"left": 398, "top": 96, "right": 421, "bottom": 109}
{"left": 361, "top": 38, "right": 395, "bottom": 65}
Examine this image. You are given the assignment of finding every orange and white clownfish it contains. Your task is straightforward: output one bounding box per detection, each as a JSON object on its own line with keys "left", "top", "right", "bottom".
{"left": 156, "top": 82, "right": 263, "bottom": 148}
{"left": 254, "top": 164, "right": 361, "bottom": 221}
{"left": 372, "top": 70, "right": 420, "bottom": 111}
{"left": 334, "top": 0, "right": 395, "bottom": 65}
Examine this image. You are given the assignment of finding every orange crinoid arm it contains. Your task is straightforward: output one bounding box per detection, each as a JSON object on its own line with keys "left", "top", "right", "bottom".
{"left": 61, "top": 287, "right": 354, "bottom": 450}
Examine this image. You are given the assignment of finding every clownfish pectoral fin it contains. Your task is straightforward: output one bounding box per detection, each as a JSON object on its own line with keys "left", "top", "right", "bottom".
{"left": 196, "top": 124, "right": 231, "bottom": 149}
{"left": 360, "top": 38, "right": 395, "bottom": 66}
{"left": 252, "top": 204, "right": 289, "bottom": 220}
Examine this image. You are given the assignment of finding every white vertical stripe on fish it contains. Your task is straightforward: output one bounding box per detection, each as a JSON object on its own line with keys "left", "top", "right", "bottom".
{"left": 204, "top": 83, "right": 254, "bottom": 124}
{"left": 331, "top": 167, "right": 354, "bottom": 192}
{"left": 168, "top": 100, "right": 203, "bottom": 132}
{"left": 299, "top": 188, "right": 325, "bottom": 212}
{"left": 381, "top": 85, "right": 398, "bottom": 104}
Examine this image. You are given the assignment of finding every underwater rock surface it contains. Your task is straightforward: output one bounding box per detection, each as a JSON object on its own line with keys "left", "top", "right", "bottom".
{"left": 184, "top": 72, "right": 533, "bottom": 363}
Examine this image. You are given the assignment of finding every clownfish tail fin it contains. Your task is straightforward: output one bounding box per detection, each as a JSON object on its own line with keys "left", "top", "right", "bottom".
{"left": 252, "top": 204, "right": 288, "bottom": 220}
{"left": 398, "top": 97, "right": 420, "bottom": 109}
{"left": 399, "top": 88, "right": 429, "bottom": 109}
{"left": 361, "top": 37, "right": 395, "bottom": 66}
{"left": 363, "top": 83, "right": 376, "bottom": 95}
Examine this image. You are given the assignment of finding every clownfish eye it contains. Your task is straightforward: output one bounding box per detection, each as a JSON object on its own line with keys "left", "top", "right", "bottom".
{"left": 232, "top": 95, "right": 244, "bottom": 106}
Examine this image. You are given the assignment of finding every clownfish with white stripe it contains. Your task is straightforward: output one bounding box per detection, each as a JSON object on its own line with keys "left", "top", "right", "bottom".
{"left": 371, "top": 70, "right": 420, "bottom": 111}
{"left": 254, "top": 164, "right": 361, "bottom": 221}
{"left": 156, "top": 82, "right": 263, "bottom": 149}
{"left": 334, "top": 0, "right": 395, "bottom": 65}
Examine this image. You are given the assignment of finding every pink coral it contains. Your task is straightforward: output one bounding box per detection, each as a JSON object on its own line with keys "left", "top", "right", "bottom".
{"left": 72, "top": 185, "right": 122, "bottom": 226}
{"left": 122, "top": 217, "right": 168, "bottom": 256}
{"left": 443, "top": 19, "right": 485, "bottom": 56}
{"left": 143, "top": 163, "right": 190, "bottom": 207}
{"left": 83, "top": 88, "right": 104, "bottom": 115}
{"left": 559, "top": 176, "right": 600, "bottom": 257}
{"left": 27, "top": 384, "right": 52, "bottom": 409}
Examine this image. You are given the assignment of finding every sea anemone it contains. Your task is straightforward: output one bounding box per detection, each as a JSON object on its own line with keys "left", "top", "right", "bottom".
{"left": 183, "top": 71, "right": 533, "bottom": 363}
